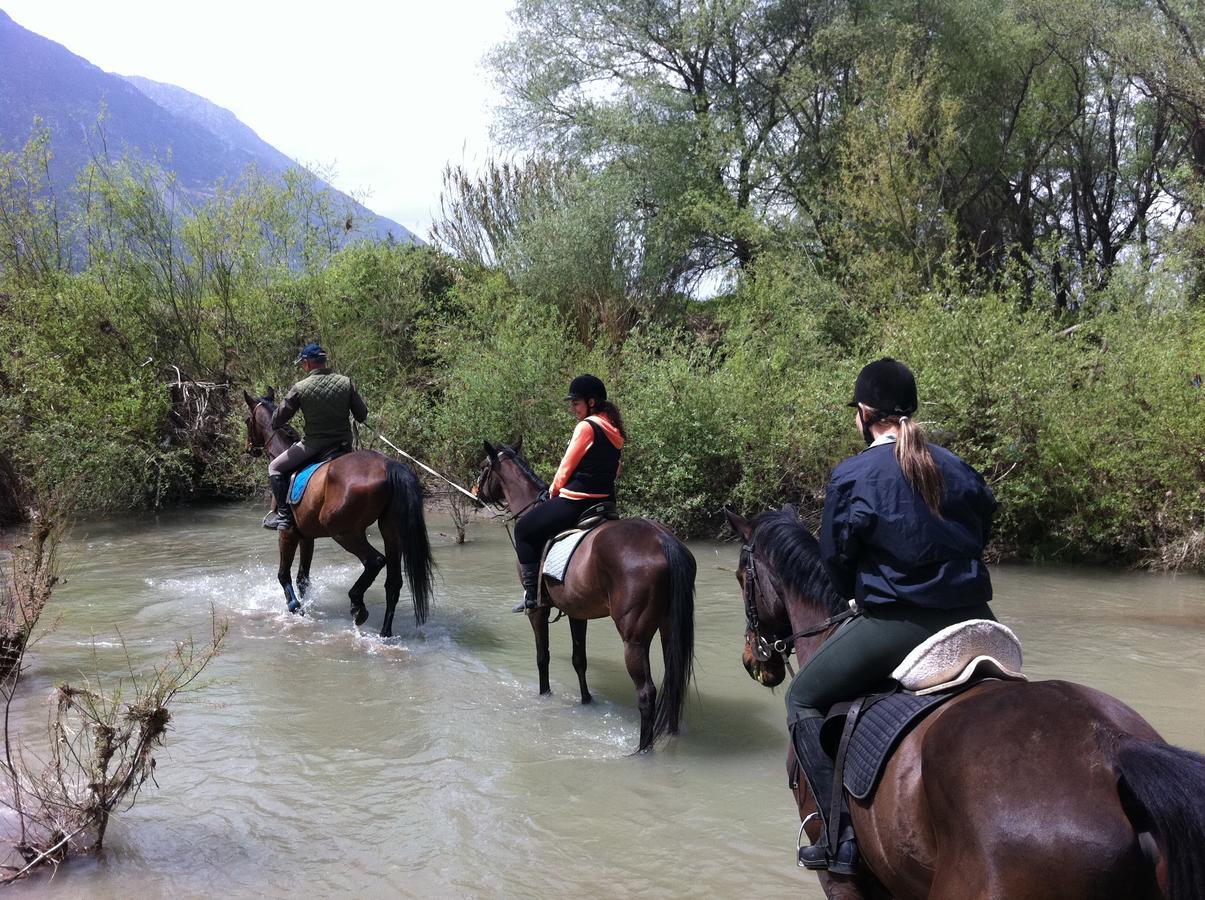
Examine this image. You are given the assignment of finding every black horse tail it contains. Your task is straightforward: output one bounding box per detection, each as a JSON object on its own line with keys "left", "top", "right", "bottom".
{"left": 651, "top": 528, "right": 696, "bottom": 745}
{"left": 386, "top": 461, "right": 435, "bottom": 626}
{"left": 1116, "top": 738, "right": 1205, "bottom": 900}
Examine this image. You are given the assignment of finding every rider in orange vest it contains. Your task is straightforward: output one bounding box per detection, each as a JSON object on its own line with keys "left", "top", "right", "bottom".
{"left": 510, "top": 374, "right": 625, "bottom": 612}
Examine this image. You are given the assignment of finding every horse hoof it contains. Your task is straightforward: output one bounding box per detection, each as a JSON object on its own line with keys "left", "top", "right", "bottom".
{"left": 379, "top": 629, "right": 392, "bottom": 639}
{"left": 287, "top": 600, "right": 302, "bottom": 615}
{"left": 351, "top": 606, "right": 369, "bottom": 627}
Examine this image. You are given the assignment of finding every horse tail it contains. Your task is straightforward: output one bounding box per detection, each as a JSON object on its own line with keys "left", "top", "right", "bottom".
{"left": 1116, "top": 738, "right": 1205, "bottom": 900}
{"left": 386, "top": 461, "right": 435, "bottom": 626}
{"left": 651, "top": 528, "right": 696, "bottom": 744}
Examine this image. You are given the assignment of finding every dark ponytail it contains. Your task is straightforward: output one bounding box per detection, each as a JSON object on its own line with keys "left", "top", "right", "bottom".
{"left": 593, "top": 399, "right": 627, "bottom": 441}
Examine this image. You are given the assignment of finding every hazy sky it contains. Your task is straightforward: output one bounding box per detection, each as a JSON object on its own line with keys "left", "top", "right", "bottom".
{"left": 3, "top": 0, "right": 515, "bottom": 239}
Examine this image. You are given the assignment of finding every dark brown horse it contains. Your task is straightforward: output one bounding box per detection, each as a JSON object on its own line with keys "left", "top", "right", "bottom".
{"left": 475, "top": 440, "right": 695, "bottom": 753}
{"left": 725, "top": 506, "right": 1205, "bottom": 900}
{"left": 243, "top": 391, "right": 434, "bottom": 637}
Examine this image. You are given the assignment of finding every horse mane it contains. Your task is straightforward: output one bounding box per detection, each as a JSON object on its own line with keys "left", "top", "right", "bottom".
{"left": 499, "top": 445, "right": 548, "bottom": 491}
{"left": 257, "top": 396, "right": 301, "bottom": 444}
{"left": 750, "top": 509, "right": 846, "bottom": 617}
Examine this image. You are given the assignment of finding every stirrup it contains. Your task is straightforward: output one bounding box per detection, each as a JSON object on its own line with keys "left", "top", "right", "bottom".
{"left": 797, "top": 820, "right": 858, "bottom": 875}
{"left": 263, "top": 510, "right": 293, "bottom": 531}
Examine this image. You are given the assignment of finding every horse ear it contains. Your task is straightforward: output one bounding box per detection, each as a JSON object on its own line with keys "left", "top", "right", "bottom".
{"left": 243, "top": 390, "right": 257, "bottom": 408}
{"left": 781, "top": 502, "right": 798, "bottom": 521}
{"left": 724, "top": 507, "right": 753, "bottom": 541}
{"left": 483, "top": 441, "right": 498, "bottom": 461}
{"left": 512, "top": 434, "right": 524, "bottom": 453}
{"left": 265, "top": 386, "right": 276, "bottom": 401}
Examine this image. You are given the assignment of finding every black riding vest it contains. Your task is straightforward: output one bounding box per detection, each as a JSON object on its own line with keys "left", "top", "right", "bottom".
{"left": 563, "top": 419, "right": 621, "bottom": 497}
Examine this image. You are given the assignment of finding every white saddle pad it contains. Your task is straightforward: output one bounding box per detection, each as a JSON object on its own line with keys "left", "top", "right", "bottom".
{"left": 542, "top": 529, "right": 589, "bottom": 583}
{"left": 892, "top": 619, "right": 1026, "bottom": 695}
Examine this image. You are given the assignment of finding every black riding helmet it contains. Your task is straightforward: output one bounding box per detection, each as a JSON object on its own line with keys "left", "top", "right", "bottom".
{"left": 848, "top": 358, "right": 918, "bottom": 445}
{"left": 565, "top": 374, "right": 607, "bottom": 404}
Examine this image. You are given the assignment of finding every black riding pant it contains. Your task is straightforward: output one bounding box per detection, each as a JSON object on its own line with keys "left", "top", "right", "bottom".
{"left": 514, "top": 497, "right": 599, "bottom": 566}
{"left": 785, "top": 601, "right": 996, "bottom": 724}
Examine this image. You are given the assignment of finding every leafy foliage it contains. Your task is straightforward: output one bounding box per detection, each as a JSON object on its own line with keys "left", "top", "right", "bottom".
{"left": 2, "top": 6, "right": 1203, "bottom": 569}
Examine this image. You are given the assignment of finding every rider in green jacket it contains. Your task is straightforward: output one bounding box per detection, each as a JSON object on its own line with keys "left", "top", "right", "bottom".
{"left": 263, "top": 343, "right": 368, "bottom": 531}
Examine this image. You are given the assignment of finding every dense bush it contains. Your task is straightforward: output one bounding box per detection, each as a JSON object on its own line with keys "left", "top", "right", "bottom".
{"left": 1, "top": 132, "right": 1201, "bottom": 569}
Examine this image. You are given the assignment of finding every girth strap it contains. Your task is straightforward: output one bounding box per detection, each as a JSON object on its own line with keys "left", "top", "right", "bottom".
{"left": 829, "top": 697, "right": 864, "bottom": 854}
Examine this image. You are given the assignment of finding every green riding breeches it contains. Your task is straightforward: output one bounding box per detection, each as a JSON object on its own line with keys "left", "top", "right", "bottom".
{"left": 785, "top": 601, "right": 996, "bottom": 724}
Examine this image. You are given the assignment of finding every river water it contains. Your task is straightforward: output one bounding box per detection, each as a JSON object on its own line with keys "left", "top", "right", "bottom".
{"left": 6, "top": 503, "right": 1203, "bottom": 897}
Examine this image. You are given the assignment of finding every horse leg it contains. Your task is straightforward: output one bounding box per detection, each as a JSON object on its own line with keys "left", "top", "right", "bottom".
{"left": 622, "top": 638, "right": 657, "bottom": 753}
{"left": 815, "top": 873, "right": 874, "bottom": 900}
{"left": 297, "top": 537, "right": 315, "bottom": 599}
{"left": 332, "top": 531, "right": 386, "bottom": 628}
{"left": 569, "top": 617, "right": 591, "bottom": 704}
{"left": 529, "top": 606, "right": 552, "bottom": 695}
{"left": 378, "top": 527, "right": 403, "bottom": 639}
{"left": 277, "top": 529, "right": 304, "bottom": 615}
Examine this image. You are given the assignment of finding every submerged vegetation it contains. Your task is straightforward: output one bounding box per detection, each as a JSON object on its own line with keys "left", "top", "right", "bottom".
{"left": 0, "top": 498, "right": 227, "bottom": 880}
{"left": 1, "top": 0, "right": 1203, "bottom": 569}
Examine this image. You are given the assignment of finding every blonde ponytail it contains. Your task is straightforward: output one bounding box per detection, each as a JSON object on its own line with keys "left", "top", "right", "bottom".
{"left": 894, "top": 416, "right": 945, "bottom": 515}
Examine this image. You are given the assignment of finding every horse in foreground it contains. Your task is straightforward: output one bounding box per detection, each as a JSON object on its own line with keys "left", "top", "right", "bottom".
{"left": 243, "top": 391, "right": 434, "bottom": 637}
{"left": 726, "top": 506, "right": 1205, "bottom": 900}
{"left": 476, "top": 440, "right": 695, "bottom": 753}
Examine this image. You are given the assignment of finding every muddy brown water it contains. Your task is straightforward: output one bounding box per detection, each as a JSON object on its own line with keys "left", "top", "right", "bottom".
{"left": 6, "top": 504, "right": 1203, "bottom": 897}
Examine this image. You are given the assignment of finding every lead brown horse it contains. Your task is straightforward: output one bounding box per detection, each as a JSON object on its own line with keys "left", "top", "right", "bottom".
{"left": 244, "top": 391, "right": 434, "bottom": 637}
{"left": 725, "top": 506, "right": 1205, "bottom": 900}
{"left": 475, "top": 440, "right": 695, "bottom": 753}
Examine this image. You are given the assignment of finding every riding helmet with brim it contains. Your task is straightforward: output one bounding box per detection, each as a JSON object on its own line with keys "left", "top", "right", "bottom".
{"left": 848, "top": 357, "right": 918, "bottom": 416}
{"left": 565, "top": 374, "right": 607, "bottom": 403}
{"left": 295, "top": 342, "right": 327, "bottom": 364}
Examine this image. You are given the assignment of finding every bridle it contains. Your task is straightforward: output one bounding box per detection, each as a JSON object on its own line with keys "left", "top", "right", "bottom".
{"left": 244, "top": 401, "right": 298, "bottom": 459}
{"left": 739, "top": 535, "right": 857, "bottom": 675}
{"left": 475, "top": 448, "right": 545, "bottom": 523}
{"left": 245, "top": 402, "right": 268, "bottom": 457}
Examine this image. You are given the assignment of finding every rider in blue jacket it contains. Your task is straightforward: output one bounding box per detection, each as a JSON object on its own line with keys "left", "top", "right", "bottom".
{"left": 790, "top": 358, "right": 997, "bottom": 875}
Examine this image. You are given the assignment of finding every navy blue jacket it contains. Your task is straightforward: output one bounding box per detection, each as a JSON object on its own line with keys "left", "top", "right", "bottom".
{"left": 820, "top": 440, "right": 995, "bottom": 609}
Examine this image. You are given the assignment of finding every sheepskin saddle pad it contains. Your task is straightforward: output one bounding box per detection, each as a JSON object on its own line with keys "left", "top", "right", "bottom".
{"left": 891, "top": 618, "right": 1026, "bottom": 696}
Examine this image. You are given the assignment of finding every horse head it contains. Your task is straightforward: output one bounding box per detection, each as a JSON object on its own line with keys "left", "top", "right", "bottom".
{"left": 243, "top": 389, "right": 281, "bottom": 457}
{"left": 475, "top": 438, "right": 543, "bottom": 513}
{"left": 726, "top": 505, "right": 846, "bottom": 688}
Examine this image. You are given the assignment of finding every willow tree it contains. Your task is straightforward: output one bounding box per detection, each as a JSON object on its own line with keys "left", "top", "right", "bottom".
{"left": 490, "top": 0, "right": 878, "bottom": 286}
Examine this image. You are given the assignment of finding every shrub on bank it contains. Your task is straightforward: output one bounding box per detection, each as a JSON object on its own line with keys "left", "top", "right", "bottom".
{"left": 2, "top": 221, "right": 1200, "bottom": 569}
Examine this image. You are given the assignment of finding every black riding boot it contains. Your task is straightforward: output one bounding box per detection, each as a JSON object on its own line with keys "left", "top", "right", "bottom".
{"left": 262, "top": 474, "right": 294, "bottom": 531}
{"left": 792, "top": 715, "right": 859, "bottom": 876}
{"left": 511, "top": 562, "right": 539, "bottom": 613}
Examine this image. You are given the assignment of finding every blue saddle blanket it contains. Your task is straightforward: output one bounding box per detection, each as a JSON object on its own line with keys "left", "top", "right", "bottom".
{"left": 289, "top": 460, "right": 332, "bottom": 505}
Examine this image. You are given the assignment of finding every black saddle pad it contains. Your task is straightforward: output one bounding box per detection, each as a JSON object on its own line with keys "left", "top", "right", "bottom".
{"left": 824, "top": 690, "right": 957, "bottom": 800}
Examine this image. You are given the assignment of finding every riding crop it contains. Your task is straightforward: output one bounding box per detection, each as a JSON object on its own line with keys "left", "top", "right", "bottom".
{"left": 369, "top": 429, "right": 483, "bottom": 505}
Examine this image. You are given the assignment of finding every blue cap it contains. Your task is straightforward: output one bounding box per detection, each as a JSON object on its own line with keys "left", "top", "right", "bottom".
{"left": 294, "top": 342, "right": 327, "bottom": 364}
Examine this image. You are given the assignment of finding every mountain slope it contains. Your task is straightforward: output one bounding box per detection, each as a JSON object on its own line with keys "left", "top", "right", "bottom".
{"left": 0, "top": 9, "right": 416, "bottom": 243}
